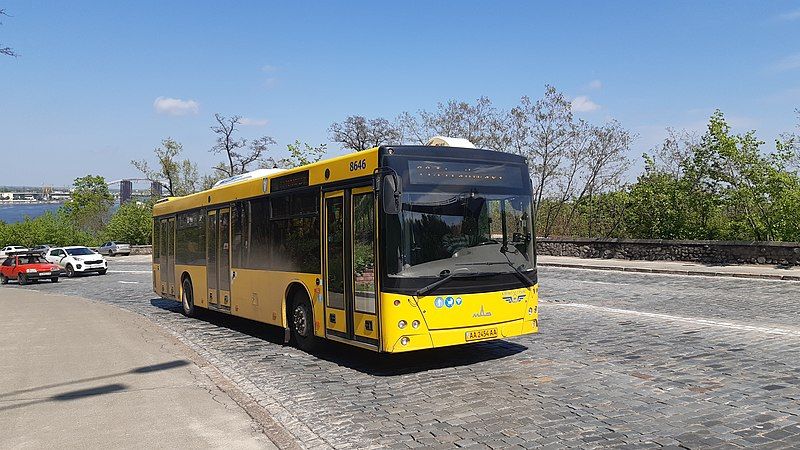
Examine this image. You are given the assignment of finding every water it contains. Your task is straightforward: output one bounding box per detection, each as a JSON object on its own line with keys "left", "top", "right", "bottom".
{"left": 0, "top": 203, "right": 63, "bottom": 223}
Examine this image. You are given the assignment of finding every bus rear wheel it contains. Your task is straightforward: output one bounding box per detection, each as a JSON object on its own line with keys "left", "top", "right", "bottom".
{"left": 181, "top": 278, "right": 196, "bottom": 317}
{"left": 290, "top": 293, "right": 317, "bottom": 352}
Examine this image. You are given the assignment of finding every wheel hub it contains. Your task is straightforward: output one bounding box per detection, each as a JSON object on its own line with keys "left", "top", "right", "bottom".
{"left": 293, "top": 305, "right": 308, "bottom": 337}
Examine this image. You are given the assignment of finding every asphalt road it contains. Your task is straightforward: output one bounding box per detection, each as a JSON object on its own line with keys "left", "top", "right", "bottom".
{"left": 10, "top": 255, "right": 800, "bottom": 449}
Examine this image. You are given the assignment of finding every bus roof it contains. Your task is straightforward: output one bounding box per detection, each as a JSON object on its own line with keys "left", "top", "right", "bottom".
{"left": 152, "top": 145, "right": 526, "bottom": 217}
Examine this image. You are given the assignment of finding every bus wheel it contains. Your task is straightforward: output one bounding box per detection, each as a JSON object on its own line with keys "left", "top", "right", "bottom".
{"left": 181, "top": 278, "right": 196, "bottom": 317}
{"left": 290, "top": 293, "right": 317, "bottom": 352}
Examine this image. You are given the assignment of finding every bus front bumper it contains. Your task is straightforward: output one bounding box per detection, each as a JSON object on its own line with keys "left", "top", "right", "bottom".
{"left": 386, "top": 317, "right": 538, "bottom": 353}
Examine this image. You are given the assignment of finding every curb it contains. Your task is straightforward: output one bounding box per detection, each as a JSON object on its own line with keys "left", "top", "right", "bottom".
{"left": 537, "top": 262, "right": 800, "bottom": 282}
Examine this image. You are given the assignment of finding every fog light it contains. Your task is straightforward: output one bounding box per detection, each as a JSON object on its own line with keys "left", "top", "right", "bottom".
{"left": 394, "top": 299, "right": 401, "bottom": 306}
{"left": 411, "top": 320, "right": 420, "bottom": 329}
{"left": 528, "top": 307, "right": 533, "bottom": 315}
{"left": 76, "top": 264, "right": 82, "bottom": 269}
{"left": 398, "top": 320, "right": 407, "bottom": 329}
{"left": 401, "top": 337, "right": 409, "bottom": 346}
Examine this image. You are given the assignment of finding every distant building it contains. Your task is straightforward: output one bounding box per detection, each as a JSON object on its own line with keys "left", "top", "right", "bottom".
{"left": 120, "top": 180, "right": 133, "bottom": 204}
{"left": 150, "top": 181, "right": 163, "bottom": 198}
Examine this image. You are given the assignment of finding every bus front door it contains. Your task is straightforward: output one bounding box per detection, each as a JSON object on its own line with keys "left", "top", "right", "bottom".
{"left": 323, "top": 188, "right": 379, "bottom": 348}
{"left": 206, "top": 208, "right": 232, "bottom": 310}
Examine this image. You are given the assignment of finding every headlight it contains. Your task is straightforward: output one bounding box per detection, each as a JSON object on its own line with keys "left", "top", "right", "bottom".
{"left": 26, "top": 268, "right": 37, "bottom": 273}
{"left": 73, "top": 257, "right": 83, "bottom": 261}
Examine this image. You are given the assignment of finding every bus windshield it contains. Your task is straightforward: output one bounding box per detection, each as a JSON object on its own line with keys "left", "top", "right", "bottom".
{"left": 382, "top": 156, "right": 536, "bottom": 283}
{"left": 390, "top": 192, "right": 535, "bottom": 278}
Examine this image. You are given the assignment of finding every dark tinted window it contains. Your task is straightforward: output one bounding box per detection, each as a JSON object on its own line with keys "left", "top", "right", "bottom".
{"left": 270, "top": 191, "right": 320, "bottom": 273}
{"left": 249, "top": 197, "right": 271, "bottom": 269}
{"left": 232, "top": 201, "right": 249, "bottom": 268}
{"left": 176, "top": 210, "right": 205, "bottom": 265}
{"left": 243, "top": 191, "right": 320, "bottom": 273}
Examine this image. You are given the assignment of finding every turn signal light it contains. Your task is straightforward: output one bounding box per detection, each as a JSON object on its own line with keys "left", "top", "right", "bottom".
{"left": 394, "top": 299, "right": 401, "bottom": 306}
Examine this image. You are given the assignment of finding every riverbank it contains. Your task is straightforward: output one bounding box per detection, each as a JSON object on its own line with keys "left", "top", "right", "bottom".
{"left": 0, "top": 203, "right": 63, "bottom": 223}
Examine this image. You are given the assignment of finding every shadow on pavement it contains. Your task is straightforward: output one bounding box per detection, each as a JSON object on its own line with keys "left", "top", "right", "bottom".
{"left": 0, "top": 383, "right": 129, "bottom": 412}
{"left": 0, "top": 360, "right": 189, "bottom": 399}
{"left": 149, "top": 298, "right": 527, "bottom": 376}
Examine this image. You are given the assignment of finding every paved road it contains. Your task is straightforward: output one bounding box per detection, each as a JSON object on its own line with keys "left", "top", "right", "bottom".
{"left": 9, "top": 256, "right": 800, "bottom": 449}
{"left": 0, "top": 288, "right": 275, "bottom": 449}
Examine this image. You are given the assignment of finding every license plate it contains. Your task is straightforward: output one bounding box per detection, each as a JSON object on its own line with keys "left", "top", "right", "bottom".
{"left": 39, "top": 272, "right": 51, "bottom": 276}
{"left": 465, "top": 327, "right": 498, "bottom": 342}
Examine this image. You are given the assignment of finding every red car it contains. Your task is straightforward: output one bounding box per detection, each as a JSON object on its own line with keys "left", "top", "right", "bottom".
{"left": 0, "top": 253, "right": 61, "bottom": 285}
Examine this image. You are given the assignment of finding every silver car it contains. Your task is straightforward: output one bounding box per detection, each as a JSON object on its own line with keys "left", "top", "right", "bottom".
{"left": 97, "top": 241, "right": 131, "bottom": 256}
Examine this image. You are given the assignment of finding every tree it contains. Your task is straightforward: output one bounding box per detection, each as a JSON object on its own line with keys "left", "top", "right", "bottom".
{"left": 103, "top": 202, "right": 153, "bottom": 245}
{"left": 1, "top": 8, "right": 17, "bottom": 57}
{"left": 329, "top": 116, "right": 400, "bottom": 151}
{"left": 396, "top": 97, "right": 503, "bottom": 149}
{"left": 700, "top": 111, "right": 800, "bottom": 241}
{"left": 211, "top": 114, "right": 274, "bottom": 176}
{"left": 132, "top": 138, "right": 199, "bottom": 197}
{"left": 267, "top": 140, "right": 327, "bottom": 168}
{"left": 61, "top": 175, "right": 115, "bottom": 235}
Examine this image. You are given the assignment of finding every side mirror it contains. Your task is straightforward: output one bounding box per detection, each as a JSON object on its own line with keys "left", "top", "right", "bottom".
{"left": 382, "top": 174, "right": 401, "bottom": 215}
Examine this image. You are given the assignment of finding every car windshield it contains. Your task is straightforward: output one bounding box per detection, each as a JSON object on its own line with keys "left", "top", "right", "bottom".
{"left": 386, "top": 191, "right": 535, "bottom": 278}
{"left": 66, "top": 247, "right": 95, "bottom": 256}
{"left": 19, "top": 255, "right": 47, "bottom": 264}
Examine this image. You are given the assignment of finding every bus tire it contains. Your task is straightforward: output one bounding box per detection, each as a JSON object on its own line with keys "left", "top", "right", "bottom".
{"left": 181, "top": 277, "right": 196, "bottom": 317}
{"left": 290, "top": 292, "right": 317, "bottom": 352}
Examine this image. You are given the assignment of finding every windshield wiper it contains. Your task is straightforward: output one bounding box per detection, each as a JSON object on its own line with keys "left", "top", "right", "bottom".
{"left": 414, "top": 268, "right": 493, "bottom": 297}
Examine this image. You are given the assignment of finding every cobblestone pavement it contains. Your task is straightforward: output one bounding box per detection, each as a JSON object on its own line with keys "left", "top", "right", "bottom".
{"left": 12, "top": 258, "right": 800, "bottom": 449}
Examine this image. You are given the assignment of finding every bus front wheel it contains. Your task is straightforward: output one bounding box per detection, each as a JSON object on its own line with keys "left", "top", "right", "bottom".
{"left": 290, "top": 293, "right": 317, "bottom": 352}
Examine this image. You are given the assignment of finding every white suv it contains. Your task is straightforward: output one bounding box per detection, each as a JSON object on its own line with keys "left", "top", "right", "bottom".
{"left": 45, "top": 246, "right": 108, "bottom": 277}
{"left": 0, "top": 246, "right": 29, "bottom": 257}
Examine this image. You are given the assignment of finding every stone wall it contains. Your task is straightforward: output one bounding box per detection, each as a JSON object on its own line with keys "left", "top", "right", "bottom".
{"left": 130, "top": 245, "right": 152, "bottom": 255}
{"left": 536, "top": 237, "right": 800, "bottom": 266}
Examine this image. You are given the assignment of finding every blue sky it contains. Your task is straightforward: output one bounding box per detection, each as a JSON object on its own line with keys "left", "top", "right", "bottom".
{"left": 1, "top": 1, "right": 799, "bottom": 186}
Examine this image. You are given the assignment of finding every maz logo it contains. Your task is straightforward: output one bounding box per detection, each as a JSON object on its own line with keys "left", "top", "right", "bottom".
{"left": 473, "top": 305, "right": 492, "bottom": 318}
{"left": 503, "top": 294, "right": 526, "bottom": 304}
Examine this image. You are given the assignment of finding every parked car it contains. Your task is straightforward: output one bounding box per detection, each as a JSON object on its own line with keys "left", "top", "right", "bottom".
{"left": 98, "top": 241, "right": 131, "bottom": 256}
{"left": 45, "top": 246, "right": 108, "bottom": 277}
{"left": 1, "top": 253, "right": 61, "bottom": 284}
{"left": 0, "top": 246, "right": 29, "bottom": 257}
{"left": 30, "top": 244, "right": 54, "bottom": 255}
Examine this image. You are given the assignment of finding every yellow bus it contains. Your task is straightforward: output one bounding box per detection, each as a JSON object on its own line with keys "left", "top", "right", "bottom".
{"left": 152, "top": 144, "right": 539, "bottom": 353}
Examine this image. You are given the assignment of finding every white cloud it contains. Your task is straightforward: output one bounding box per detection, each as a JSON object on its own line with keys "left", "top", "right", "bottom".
{"left": 153, "top": 97, "right": 199, "bottom": 116}
{"left": 240, "top": 117, "right": 269, "bottom": 127}
{"left": 773, "top": 53, "right": 800, "bottom": 72}
{"left": 261, "top": 64, "right": 278, "bottom": 73}
{"left": 779, "top": 9, "right": 800, "bottom": 21}
{"left": 588, "top": 79, "right": 602, "bottom": 90}
{"left": 571, "top": 95, "right": 600, "bottom": 112}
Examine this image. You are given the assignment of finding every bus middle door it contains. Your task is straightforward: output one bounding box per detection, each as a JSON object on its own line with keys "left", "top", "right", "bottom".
{"left": 323, "top": 188, "right": 379, "bottom": 348}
